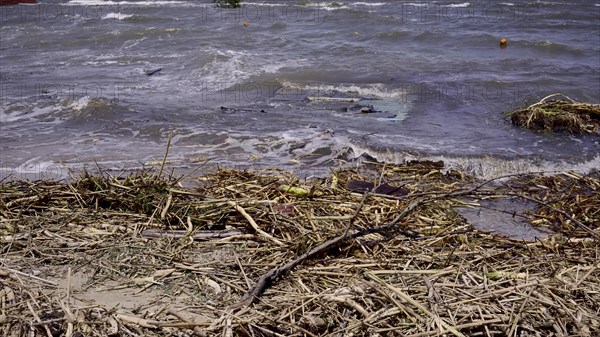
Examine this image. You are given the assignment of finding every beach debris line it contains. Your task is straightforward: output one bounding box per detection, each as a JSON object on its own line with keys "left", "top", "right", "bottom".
{"left": 345, "top": 179, "right": 409, "bottom": 196}
{"left": 0, "top": 161, "right": 598, "bottom": 336}
{"left": 507, "top": 93, "right": 600, "bottom": 134}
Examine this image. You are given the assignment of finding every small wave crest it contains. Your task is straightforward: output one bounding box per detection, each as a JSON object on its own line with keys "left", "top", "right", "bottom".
{"left": 60, "top": 97, "right": 134, "bottom": 125}
{"left": 443, "top": 2, "right": 470, "bottom": 8}
{"left": 302, "top": 2, "right": 350, "bottom": 11}
{"left": 101, "top": 12, "right": 134, "bottom": 20}
{"left": 68, "top": 0, "right": 192, "bottom": 6}
{"left": 280, "top": 81, "right": 407, "bottom": 99}
{"left": 338, "top": 140, "right": 600, "bottom": 180}
{"left": 529, "top": 40, "right": 586, "bottom": 57}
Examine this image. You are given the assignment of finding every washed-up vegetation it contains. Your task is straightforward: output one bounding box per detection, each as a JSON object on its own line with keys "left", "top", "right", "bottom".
{"left": 1, "top": 161, "right": 598, "bottom": 336}
{"left": 508, "top": 93, "right": 600, "bottom": 135}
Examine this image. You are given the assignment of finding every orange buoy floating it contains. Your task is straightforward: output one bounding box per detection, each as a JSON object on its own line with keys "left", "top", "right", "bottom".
{"left": 243, "top": 21, "right": 249, "bottom": 27}
{"left": 500, "top": 38, "right": 508, "bottom": 48}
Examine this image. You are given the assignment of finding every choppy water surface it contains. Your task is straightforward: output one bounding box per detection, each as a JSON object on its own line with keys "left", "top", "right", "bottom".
{"left": 1, "top": 0, "right": 599, "bottom": 178}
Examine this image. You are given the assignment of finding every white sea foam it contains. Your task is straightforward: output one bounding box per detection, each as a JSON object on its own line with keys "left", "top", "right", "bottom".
{"left": 192, "top": 50, "right": 253, "bottom": 88}
{"left": 352, "top": 2, "right": 387, "bottom": 6}
{"left": 186, "top": 127, "right": 345, "bottom": 168}
{"left": 443, "top": 155, "right": 600, "bottom": 180}
{"left": 67, "top": 96, "right": 92, "bottom": 112}
{"left": 11, "top": 159, "right": 59, "bottom": 175}
{"left": 242, "top": 2, "right": 289, "bottom": 6}
{"left": 189, "top": 49, "right": 307, "bottom": 89}
{"left": 0, "top": 103, "right": 61, "bottom": 124}
{"left": 0, "top": 156, "right": 80, "bottom": 181}
{"left": 68, "top": 0, "right": 192, "bottom": 6}
{"left": 341, "top": 139, "right": 600, "bottom": 180}
{"left": 102, "top": 12, "right": 134, "bottom": 20}
{"left": 403, "top": 3, "right": 428, "bottom": 7}
{"left": 442, "top": 2, "right": 470, "bottom": 8}
{"left": 281, "top": 81, "right": 407, "bottom": 99}
{"left": 303, "top": 2, "right": 350, "bottom": 11}
{"left": 82, "top": 60, "right": 120, "bottom": 66}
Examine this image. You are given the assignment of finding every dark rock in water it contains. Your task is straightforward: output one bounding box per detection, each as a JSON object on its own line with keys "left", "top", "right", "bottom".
{"left": 347, "top": 104, "right": 376, "bottom": 113}
{"left": 360, "top": 106, "right": 375, "bottom": 113}
{"left": 145, "top": 68, "right": 162, "bottom": 76}
{"left": 220, "top": 106, "right": 236, "bottom": 113}
{"left": 220, "top": 106, "right": 267, "bottom": 114}
{"left": 345, "top": 179, "right": 409, "bottom": 196}
{"left": 356, "top": 152, "right": 379, "bottom": 163}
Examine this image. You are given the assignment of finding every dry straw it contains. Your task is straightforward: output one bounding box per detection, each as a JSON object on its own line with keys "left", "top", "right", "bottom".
{"left": 1, "top": 159, "right": 598, "bottom": 336}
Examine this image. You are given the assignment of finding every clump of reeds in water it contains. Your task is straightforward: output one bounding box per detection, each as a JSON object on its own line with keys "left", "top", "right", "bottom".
{"left": 508, "top": 93, "right": 600, "bottom": 134}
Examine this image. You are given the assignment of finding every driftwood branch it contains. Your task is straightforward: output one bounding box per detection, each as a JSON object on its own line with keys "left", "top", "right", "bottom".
{"left": 228, "top": 196, "right": 433, "bottom": 310}
{"left": 228, "top": 178, "right": 513, "bottom": 310}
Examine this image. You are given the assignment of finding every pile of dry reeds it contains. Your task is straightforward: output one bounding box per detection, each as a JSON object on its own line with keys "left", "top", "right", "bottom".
{"left": 1, "top": 161, "right": 598, "bottom": 337}
{"left": 508, "top": 94, "right": 600, "bottom": 134}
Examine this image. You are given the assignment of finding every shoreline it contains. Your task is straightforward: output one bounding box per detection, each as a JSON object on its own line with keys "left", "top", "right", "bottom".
{"left": 2, "top": 150, "right": 599, "bottom": 184}
{"left": 1, "top": 160, "right": 598, "bottom": 336}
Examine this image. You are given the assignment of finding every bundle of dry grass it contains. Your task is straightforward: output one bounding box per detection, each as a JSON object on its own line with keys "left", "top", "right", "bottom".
{"left": 508, "top": 94, "right": 600, "bottom": 134}
{"left": 1, "top": 162, "right": 598, "bottom": 337}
